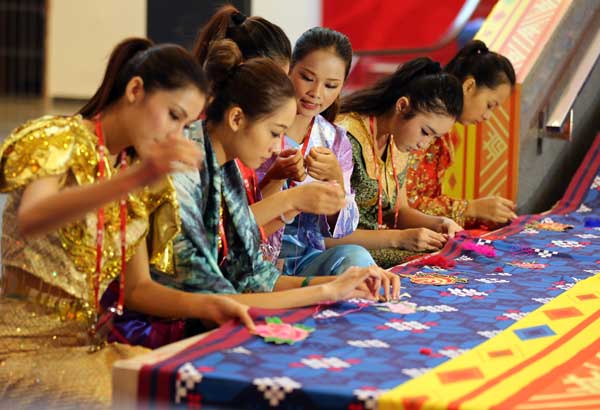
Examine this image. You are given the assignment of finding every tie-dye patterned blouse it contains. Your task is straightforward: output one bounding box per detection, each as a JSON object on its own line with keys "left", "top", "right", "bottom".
{"left": 152, "top": 122, "right": 281, "bottom": 294}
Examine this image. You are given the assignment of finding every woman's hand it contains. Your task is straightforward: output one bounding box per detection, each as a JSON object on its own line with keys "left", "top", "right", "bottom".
{"left": 436, "top": 217, "right": 462, "bottom": 238}
{"left": 467, "top": 196, "right": 517, "bottom": 224}
{"left": 305, "top": 147, "right": 344, "bottom": 187}
{"left": 392, "top": 228, "right": 448, "bottom": 251}
{"left": 322, "top": 265, "right": 401, "bottom": 301}
{"left": 286, "top": 181, "right": 346, "bottom": 215}
{"left": 202, "top": 295, "right": 255, "bottom": 331}
{"left": 264, "top": 148, "right": 306, "bottom": 183}
{"left": 134, "top": 133, "right": 203, "bottom": 186}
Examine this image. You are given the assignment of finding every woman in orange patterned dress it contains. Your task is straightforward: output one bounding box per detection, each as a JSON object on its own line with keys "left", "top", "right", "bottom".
{"left": 406, "top": 40, "right": 517, "bottom": 228}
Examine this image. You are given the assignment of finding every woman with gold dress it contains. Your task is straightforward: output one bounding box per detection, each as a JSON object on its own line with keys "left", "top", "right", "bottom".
{"left": 0, "top": 37, "right": 253, "bottom": 408}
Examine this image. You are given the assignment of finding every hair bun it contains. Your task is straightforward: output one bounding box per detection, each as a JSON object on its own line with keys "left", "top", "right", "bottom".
{"left": 231, "top": 11, "right": 247, "bottom": 25}
{"left": 470, "top": 39, "right": 489, "bottom": 55}
{"left": 204, "top": 39, "right": 244, "bottom": 88}
{"left": 426, "top": 61, "right": 442, "bottom": 74}
{"left": 475, "top": 45, "right": 489, "bottom": 55}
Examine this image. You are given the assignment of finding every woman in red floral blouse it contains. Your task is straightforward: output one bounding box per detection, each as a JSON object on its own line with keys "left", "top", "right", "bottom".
{"left": 406, "top": 40, "right": 516, "bottom": 228}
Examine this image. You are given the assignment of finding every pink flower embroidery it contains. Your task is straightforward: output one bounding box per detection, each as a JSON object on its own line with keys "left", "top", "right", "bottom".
{"left": 377, "top": 301, "right": 417, "bottom": 314}
{"left": 508, "top": 261, "right": 547, "bottom": 270}
{"left": 253, "top": 317, "right": 315, "bottom": 345}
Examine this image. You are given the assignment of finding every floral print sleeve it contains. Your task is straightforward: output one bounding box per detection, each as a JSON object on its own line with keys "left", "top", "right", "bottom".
{"left": 405, "top": 133, "right": 469, "bottom": 227}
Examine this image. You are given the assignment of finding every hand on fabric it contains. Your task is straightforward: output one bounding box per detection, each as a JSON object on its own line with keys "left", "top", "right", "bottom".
{"left": 467, "top": 196, "right": 517, "bottom": 224}
{"left": 392, "top": 228, "right": 447, "bottom": 251}
{"left": 321, "top": 265, "right": 401, "bottom": 301}
{"left": 323, "top": 266, "right": 384, "bottom": 301}
{"left": 288, "top": 181, "right": 345, "bottom": 215}
{"left": 135, "top": 133, "right": 203, "bottom": 186}
{"left": 264, "top": 148, "right": 306, "bottom": 183}
{"left": 204, "top": 295, "right": 255, "bottom": 331}
{"left": 436, "top": 217, "right": 463, "bottom": 238}
{"left": 368, "top": 265, "right": 401, "bottom": 301}
{"left": 305, "top": 147, "right": 344, "bottom": 187}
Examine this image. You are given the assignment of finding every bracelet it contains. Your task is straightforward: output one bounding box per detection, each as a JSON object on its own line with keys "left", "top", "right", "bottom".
{"left": 280, "top": 213, "right": 295, "bottom": 224}
{"left": 301, "top": 276, "right": 314, "bottom": 287}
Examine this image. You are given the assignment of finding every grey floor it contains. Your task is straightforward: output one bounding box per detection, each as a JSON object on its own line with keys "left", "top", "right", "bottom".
{"left": 0, "top": 97, "right": 83, "bottom": 137}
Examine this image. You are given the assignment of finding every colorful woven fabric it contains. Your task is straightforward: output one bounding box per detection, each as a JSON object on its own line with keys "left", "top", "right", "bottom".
{"left": 138, "top": 134, "right": 600, "bottom": 409}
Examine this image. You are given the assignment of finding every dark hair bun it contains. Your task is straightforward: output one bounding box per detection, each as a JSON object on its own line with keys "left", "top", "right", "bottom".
{"left": 204, "top": 39, "right": 243, "bottom": 88}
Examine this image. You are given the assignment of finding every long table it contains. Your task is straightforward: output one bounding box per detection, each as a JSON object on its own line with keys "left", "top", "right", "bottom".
{"left": 114, "top": 134, "right": 600, "bottom": 410}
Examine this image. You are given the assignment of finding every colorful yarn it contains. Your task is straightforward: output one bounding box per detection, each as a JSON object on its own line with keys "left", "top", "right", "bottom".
{"left": 410, "top": 254, "right": 456, "bottom": 269}
{"left": 462, "top": 240, "right": 496, "bottom": 257}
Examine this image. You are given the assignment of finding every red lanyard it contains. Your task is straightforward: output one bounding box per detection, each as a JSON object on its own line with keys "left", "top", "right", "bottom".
{"left": 217, "top": 194, "right": 229, "bottom": 265}
{"left": 94, "top": 115, "right": 128, "bottom": 315}
{"left": 282, "top": 118, "right": 314, "bottom": 188}
{"left": 369, "top": 116, "right": 401, "bottom": 229}
{"left": 281, "top": 118, "right": 314, "bottom": 156}
{"left": 235, "top": 159, "right": 267, "bottom": 242}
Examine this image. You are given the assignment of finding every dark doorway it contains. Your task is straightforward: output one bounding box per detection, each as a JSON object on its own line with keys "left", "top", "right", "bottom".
{"left": 147, "top": 0, "right": 251, "bottom": 50}
{"left": 0, "top": 0, "right": 46, "bottom": 96}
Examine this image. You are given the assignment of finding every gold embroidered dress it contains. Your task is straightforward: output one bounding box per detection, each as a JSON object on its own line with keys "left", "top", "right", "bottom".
{"left": 0, "top": 115, "right": 179, "bottom": 408}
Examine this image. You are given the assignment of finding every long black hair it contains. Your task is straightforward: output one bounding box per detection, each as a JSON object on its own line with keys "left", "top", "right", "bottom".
{"left": 79, "top": 38, "right": 208, "bottom": 118}
{"left": 445, "top": 40, "right": 516, "bottom": 89}
{"left": 193, "top": 5, "right": 291, "bottom": 67}
{"left": 341, "top": 57, "right": 463, "bottom": 120}
{"left": 204, "top": 39, "right": 295, "bottom": 123}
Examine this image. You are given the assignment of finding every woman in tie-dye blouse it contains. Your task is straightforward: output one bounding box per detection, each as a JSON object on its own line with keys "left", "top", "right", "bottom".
{"left": 108, "top": 39, "right": 400, "bottom": 349}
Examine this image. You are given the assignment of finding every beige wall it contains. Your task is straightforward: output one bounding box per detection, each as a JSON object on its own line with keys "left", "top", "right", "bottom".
{"left": 251, "top": 0, "right": 321, "bottom": 46}
{"left": 46, "top": 0, "right": 147, "bottom": 99}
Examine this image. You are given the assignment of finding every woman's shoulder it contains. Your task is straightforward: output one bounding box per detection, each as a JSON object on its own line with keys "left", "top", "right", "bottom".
{"left": 334, "top": 112, "right": 368, "bottom": 138}
{"left": 0, "top": 115, "right": 97, "bottom": 192}
{"left": 4, "top": 115, "right": 93, "bottom": 147}
{"left": 313, "top": 114, "right": 349, "bottom": 147}
{"left": 315, "top": 114, "right": 344, "bottom": 134}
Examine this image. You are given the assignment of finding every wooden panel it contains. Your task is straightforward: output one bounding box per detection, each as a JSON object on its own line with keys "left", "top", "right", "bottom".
{"left": 441, "top": 0, "right": 570, "bottom": 201}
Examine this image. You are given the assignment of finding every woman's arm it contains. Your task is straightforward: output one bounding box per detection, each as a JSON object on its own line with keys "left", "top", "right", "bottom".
{"left": 18, "top": 168, "right": 145, "bottom": 237}
{"left": 224, "top": 265, "right": 399, "bottom": 308}
{"left": 249, "top": 189, "right": 300, "bottom": 227}
{"left": 392, "top": 183, "right": 461, "bottom": 236}
{"left": 125, "top": 242, "right": 255, "bottom": 328}
{"left": 326, "top": 227, "right": 447, "bottom": 252}
{"left": 325, "top": 229, "right": 405, "bottom": 249}
{"left": 127, "top": 243, "right": 386, "bottom": 311}
{"left": 131, "top": 229, "right": 399, "bottom": 314}
{"left": 17, "top": 134, "right": 202, "bottom": 237}
{"left": 223, "top": 279, "right": 332, "bottom": 309}
{"left": 250, "top": 182, "right": 346, "bottom": 232}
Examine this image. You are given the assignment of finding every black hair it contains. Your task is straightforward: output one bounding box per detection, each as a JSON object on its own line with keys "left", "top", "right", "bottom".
{"left": 204, "top": 39, "right": 295, "bottom": 122}
{"left": 340, "top": 57, "right": 463, "bottom": 120}
{"left": 79, "top": 38, "right": 208, "bottom": 118}
{"left": 193, "top": 5, "right": 291, "bottom": 67}
{"left": 445, "top": 39, "right": 516, "bottom": 89}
